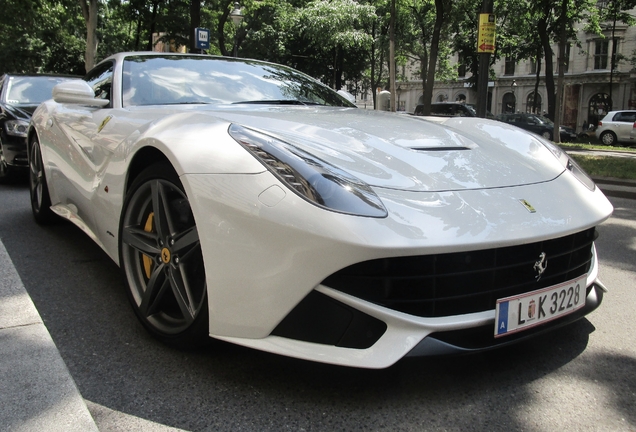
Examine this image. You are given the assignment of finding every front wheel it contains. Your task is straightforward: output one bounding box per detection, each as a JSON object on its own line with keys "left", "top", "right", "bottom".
{"left": 541, "top": 131, "right": 553, "bottom": 140}
{"left": 28, "top": 136, "right": 57, "bottom": 224}
{"left": 119, "top": 163, "right": 209, "bottom": 347}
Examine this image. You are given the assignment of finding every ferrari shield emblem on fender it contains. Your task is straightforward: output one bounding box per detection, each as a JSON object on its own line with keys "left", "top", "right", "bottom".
{"left": 519, "top": 199, "right": 536, "bottom": 213}
{"left": 97, "top": 115, "right": 113, "bottom": 133}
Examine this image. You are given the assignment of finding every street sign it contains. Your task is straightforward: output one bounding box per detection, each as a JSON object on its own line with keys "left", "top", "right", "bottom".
{"left": 195, "top": 27, "right": 210, "bottom": 50}
{"left": 477, "top": 14, "right": 496, "bottom": 54}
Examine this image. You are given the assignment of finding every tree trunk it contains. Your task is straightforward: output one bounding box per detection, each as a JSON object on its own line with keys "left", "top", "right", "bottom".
{"left": 147, "top": 1, "right": 161, "bottom": 51}
{"left": 538, "top": 15, "right": 555, "bottom": 120}
{"left": 217, "top": 0, "right": 233, "bottom": 56}
{"left": 532, "top": 51, "right": 542, "bottom": 113}
{"left": 420, "top": 0, "right": 446, "bottom": 115}
{"left": 78, "top": 0, "right": 99, "bottom": 72}
{"left": 553, "top": 0, "right": 568, "bottom": 143}
{"left": 190, "top": 0, "right": 201, "bottom": 53}
{"left": 370, "top": 21, "right": 377, "bottom": 108}
{"left": 389, "top": 0, "right": 396, "bottom": 111}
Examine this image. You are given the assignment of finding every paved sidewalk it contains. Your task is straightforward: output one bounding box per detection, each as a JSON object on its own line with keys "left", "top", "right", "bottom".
{"left": 0, "top": 240, "right": 98, "bottom": 431}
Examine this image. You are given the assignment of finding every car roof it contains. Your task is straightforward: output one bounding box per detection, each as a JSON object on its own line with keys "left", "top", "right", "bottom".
{"left": 607, "top": 110, "right": 636, "bottom": 114}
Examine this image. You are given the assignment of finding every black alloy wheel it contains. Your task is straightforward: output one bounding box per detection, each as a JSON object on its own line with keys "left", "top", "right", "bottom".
{"left": 28, "top": 136, "right": 56, "bottom": 224}
{"left": 119, "top": 163, "right": 209, "bottom": 347}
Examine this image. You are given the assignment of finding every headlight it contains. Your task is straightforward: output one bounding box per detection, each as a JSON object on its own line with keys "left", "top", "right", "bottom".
{"left": 541, "top": 139, "right": 595, "bottom": 191}
{"left": 5, "top": 120, "right": 29, "bottom": 137}
{"left": 229, "top": 124, "right": 388, "bottom": 218}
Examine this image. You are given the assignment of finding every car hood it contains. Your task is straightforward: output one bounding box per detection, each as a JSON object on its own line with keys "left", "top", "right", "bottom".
{"left": 2, "top": 103, "right": 38, "bottom": 121}
{"left": 205, "top": 106, "right": 566, "bottom": 192}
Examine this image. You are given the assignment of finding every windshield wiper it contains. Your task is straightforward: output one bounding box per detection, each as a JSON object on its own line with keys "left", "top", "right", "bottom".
{"left": 233, "top": 100, "right": 323, "bottom": 106}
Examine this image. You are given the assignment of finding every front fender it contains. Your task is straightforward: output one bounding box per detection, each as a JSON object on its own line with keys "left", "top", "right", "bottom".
{"left": 126, "top": 112, "right": 265, "bottom": 176}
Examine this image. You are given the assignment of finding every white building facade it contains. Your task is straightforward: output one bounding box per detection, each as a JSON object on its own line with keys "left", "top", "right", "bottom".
{"left": 370, "top": 14, "right": 636, "bottom": 133}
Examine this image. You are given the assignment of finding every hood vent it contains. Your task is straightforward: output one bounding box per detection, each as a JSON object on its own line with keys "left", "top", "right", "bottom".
{"left": 410, "top": 146, "right": 472, "bottom": 152}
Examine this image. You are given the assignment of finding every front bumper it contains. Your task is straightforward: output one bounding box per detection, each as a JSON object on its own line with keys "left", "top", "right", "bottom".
{"left": 1, "top": 134, "right": 28, "bottom": 168}
{"left": 182, "top": 168, "right": 612, "bottom": 368}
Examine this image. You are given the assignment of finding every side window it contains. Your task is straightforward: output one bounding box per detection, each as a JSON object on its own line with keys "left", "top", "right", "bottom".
{"left": 615, "top": 112, "right": 636, "bottom": 122}
{"left": 431, "top": 104, "right": 454, "bottom": 116}
{"left": 84, "top": 61, "right": 114, "bottom": 107}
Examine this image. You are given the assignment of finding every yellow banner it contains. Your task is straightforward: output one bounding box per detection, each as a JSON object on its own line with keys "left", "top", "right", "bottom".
{"left": 478, "top": 14, "right": 496, "bottom": 54}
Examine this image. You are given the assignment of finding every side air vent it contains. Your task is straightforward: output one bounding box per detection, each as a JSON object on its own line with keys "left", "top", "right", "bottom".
{"left": 272, "top": 290, "right": 387, "bottom": 349}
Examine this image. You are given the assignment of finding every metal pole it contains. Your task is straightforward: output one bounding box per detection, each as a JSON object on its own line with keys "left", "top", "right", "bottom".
{"left": 476, "top": 0, "right": 493, "bottom": 118}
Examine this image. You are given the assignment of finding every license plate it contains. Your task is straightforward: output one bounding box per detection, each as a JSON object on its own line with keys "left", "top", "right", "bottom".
{"left": 494, "top": 274, "right": 587, "bottom": 338}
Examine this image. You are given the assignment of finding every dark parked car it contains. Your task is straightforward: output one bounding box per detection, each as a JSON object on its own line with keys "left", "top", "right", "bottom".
{"left": 497, "top": 113, "right": 577, "bottom": 142}
{"left": 414, "top": 102, "right": 477, "bottom": 117}
{"left": 0, "top": 74, "right": 79, "bottom": 181}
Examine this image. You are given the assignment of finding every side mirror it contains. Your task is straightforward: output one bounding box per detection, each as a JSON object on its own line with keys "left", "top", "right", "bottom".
{"left": 336, "top": 89, "right": 356, "bottom": 104}
{"left": 52, "top": 81, "right": 109, "bottom": 107}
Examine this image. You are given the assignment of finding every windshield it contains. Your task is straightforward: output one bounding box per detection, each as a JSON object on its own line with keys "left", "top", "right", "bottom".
{"left": 122, "top": 56, "right": 354, "bottom": 108}
{"left": 5, "top": 76, "right": 72, "bottom": 105}
{"left": 535, "top": 115, "right": 554, "bottom": 126}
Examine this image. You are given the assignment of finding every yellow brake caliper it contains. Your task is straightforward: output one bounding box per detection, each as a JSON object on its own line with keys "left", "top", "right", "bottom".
{"left": 142, "top": 212, "right": 155, "bottom": 279}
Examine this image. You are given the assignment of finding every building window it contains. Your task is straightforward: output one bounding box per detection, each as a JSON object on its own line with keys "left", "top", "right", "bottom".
{"left": 458, "top": 53, "right": 466, "bottom": 78}
{"left": 455, "top": 93, "right": 466, "bottom": 102}
{"left": 594, "top": 40, "right": 609, "bottom": 70}
{"left": 610, "top": 38, "right": 620, "bottom": 70}
{"left": 526, "top": 92, "right": 542, "bottom": 114}
{"left": 504, "top": 57, "right": 515, "bottom": 75}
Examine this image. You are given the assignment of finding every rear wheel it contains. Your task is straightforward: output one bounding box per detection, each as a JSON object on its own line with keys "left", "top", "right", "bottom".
{"left": 28, "top": 136, "right": 57, "bottom": 224}
{"left": 119, "top": 163, "right": 209, "bottom": 347}
{"left": 600, "top": 131, "right": 617, "bottom": 146}
{"left": 541, "top": 131, "right": 553, "bottom": 140}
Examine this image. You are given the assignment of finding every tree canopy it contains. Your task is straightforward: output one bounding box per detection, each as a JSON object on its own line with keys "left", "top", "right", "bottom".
{"left": 0, "top": 0, "right": 633, "bottom": 116}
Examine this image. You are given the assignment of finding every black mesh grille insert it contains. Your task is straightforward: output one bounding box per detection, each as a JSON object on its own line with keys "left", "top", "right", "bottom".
{"left": 322, "top": 228, "right": 596, "bottom": 318}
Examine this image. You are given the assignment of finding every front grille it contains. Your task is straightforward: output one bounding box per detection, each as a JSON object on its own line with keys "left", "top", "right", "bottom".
{"left": 322, "top": 228, "right": 596, "bottom": 317}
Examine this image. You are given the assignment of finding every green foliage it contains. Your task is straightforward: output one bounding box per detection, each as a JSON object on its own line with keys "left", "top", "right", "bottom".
{"left": 277, "top": 0, "right": 377, "bottom": 88}
{"left": 569, "top": 154, "right": 636, "bottom": 180}
{"left": 0, "top": 0, "right": 85, "bottom": 74}
{"left": 1, "top": 0, "right": 634, "bottom": 107}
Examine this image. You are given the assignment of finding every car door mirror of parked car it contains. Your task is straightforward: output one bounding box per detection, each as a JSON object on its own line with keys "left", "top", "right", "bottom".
{"left": 52, "top": 81, "right": 110, "bottom": 107}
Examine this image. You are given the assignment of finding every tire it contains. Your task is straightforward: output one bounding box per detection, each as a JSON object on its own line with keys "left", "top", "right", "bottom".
{"left": 541, "top": 131, "right": 552, "bottom": 140}
{"left": 119, "top": 162, "right": 209, "bottom": 348}
{"left": 600, "top": 131, "right": 617, "bottom": 146}
{"left": 28, "top": 136, "right": 57, "bottom": 224}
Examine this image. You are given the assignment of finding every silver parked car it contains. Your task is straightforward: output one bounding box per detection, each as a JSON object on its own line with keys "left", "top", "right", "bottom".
{"left": 595, "top": 110, "right": 636, "bottom": 145}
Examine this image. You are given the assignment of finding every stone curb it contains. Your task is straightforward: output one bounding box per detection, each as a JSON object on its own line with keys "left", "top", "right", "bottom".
{"left": 0, "top": 239, "right": 99, "bottom": 432}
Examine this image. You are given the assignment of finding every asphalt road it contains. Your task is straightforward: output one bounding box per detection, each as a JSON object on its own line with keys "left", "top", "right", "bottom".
{"left": 0, "top": 180, "right": 635, "bottom": 431}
